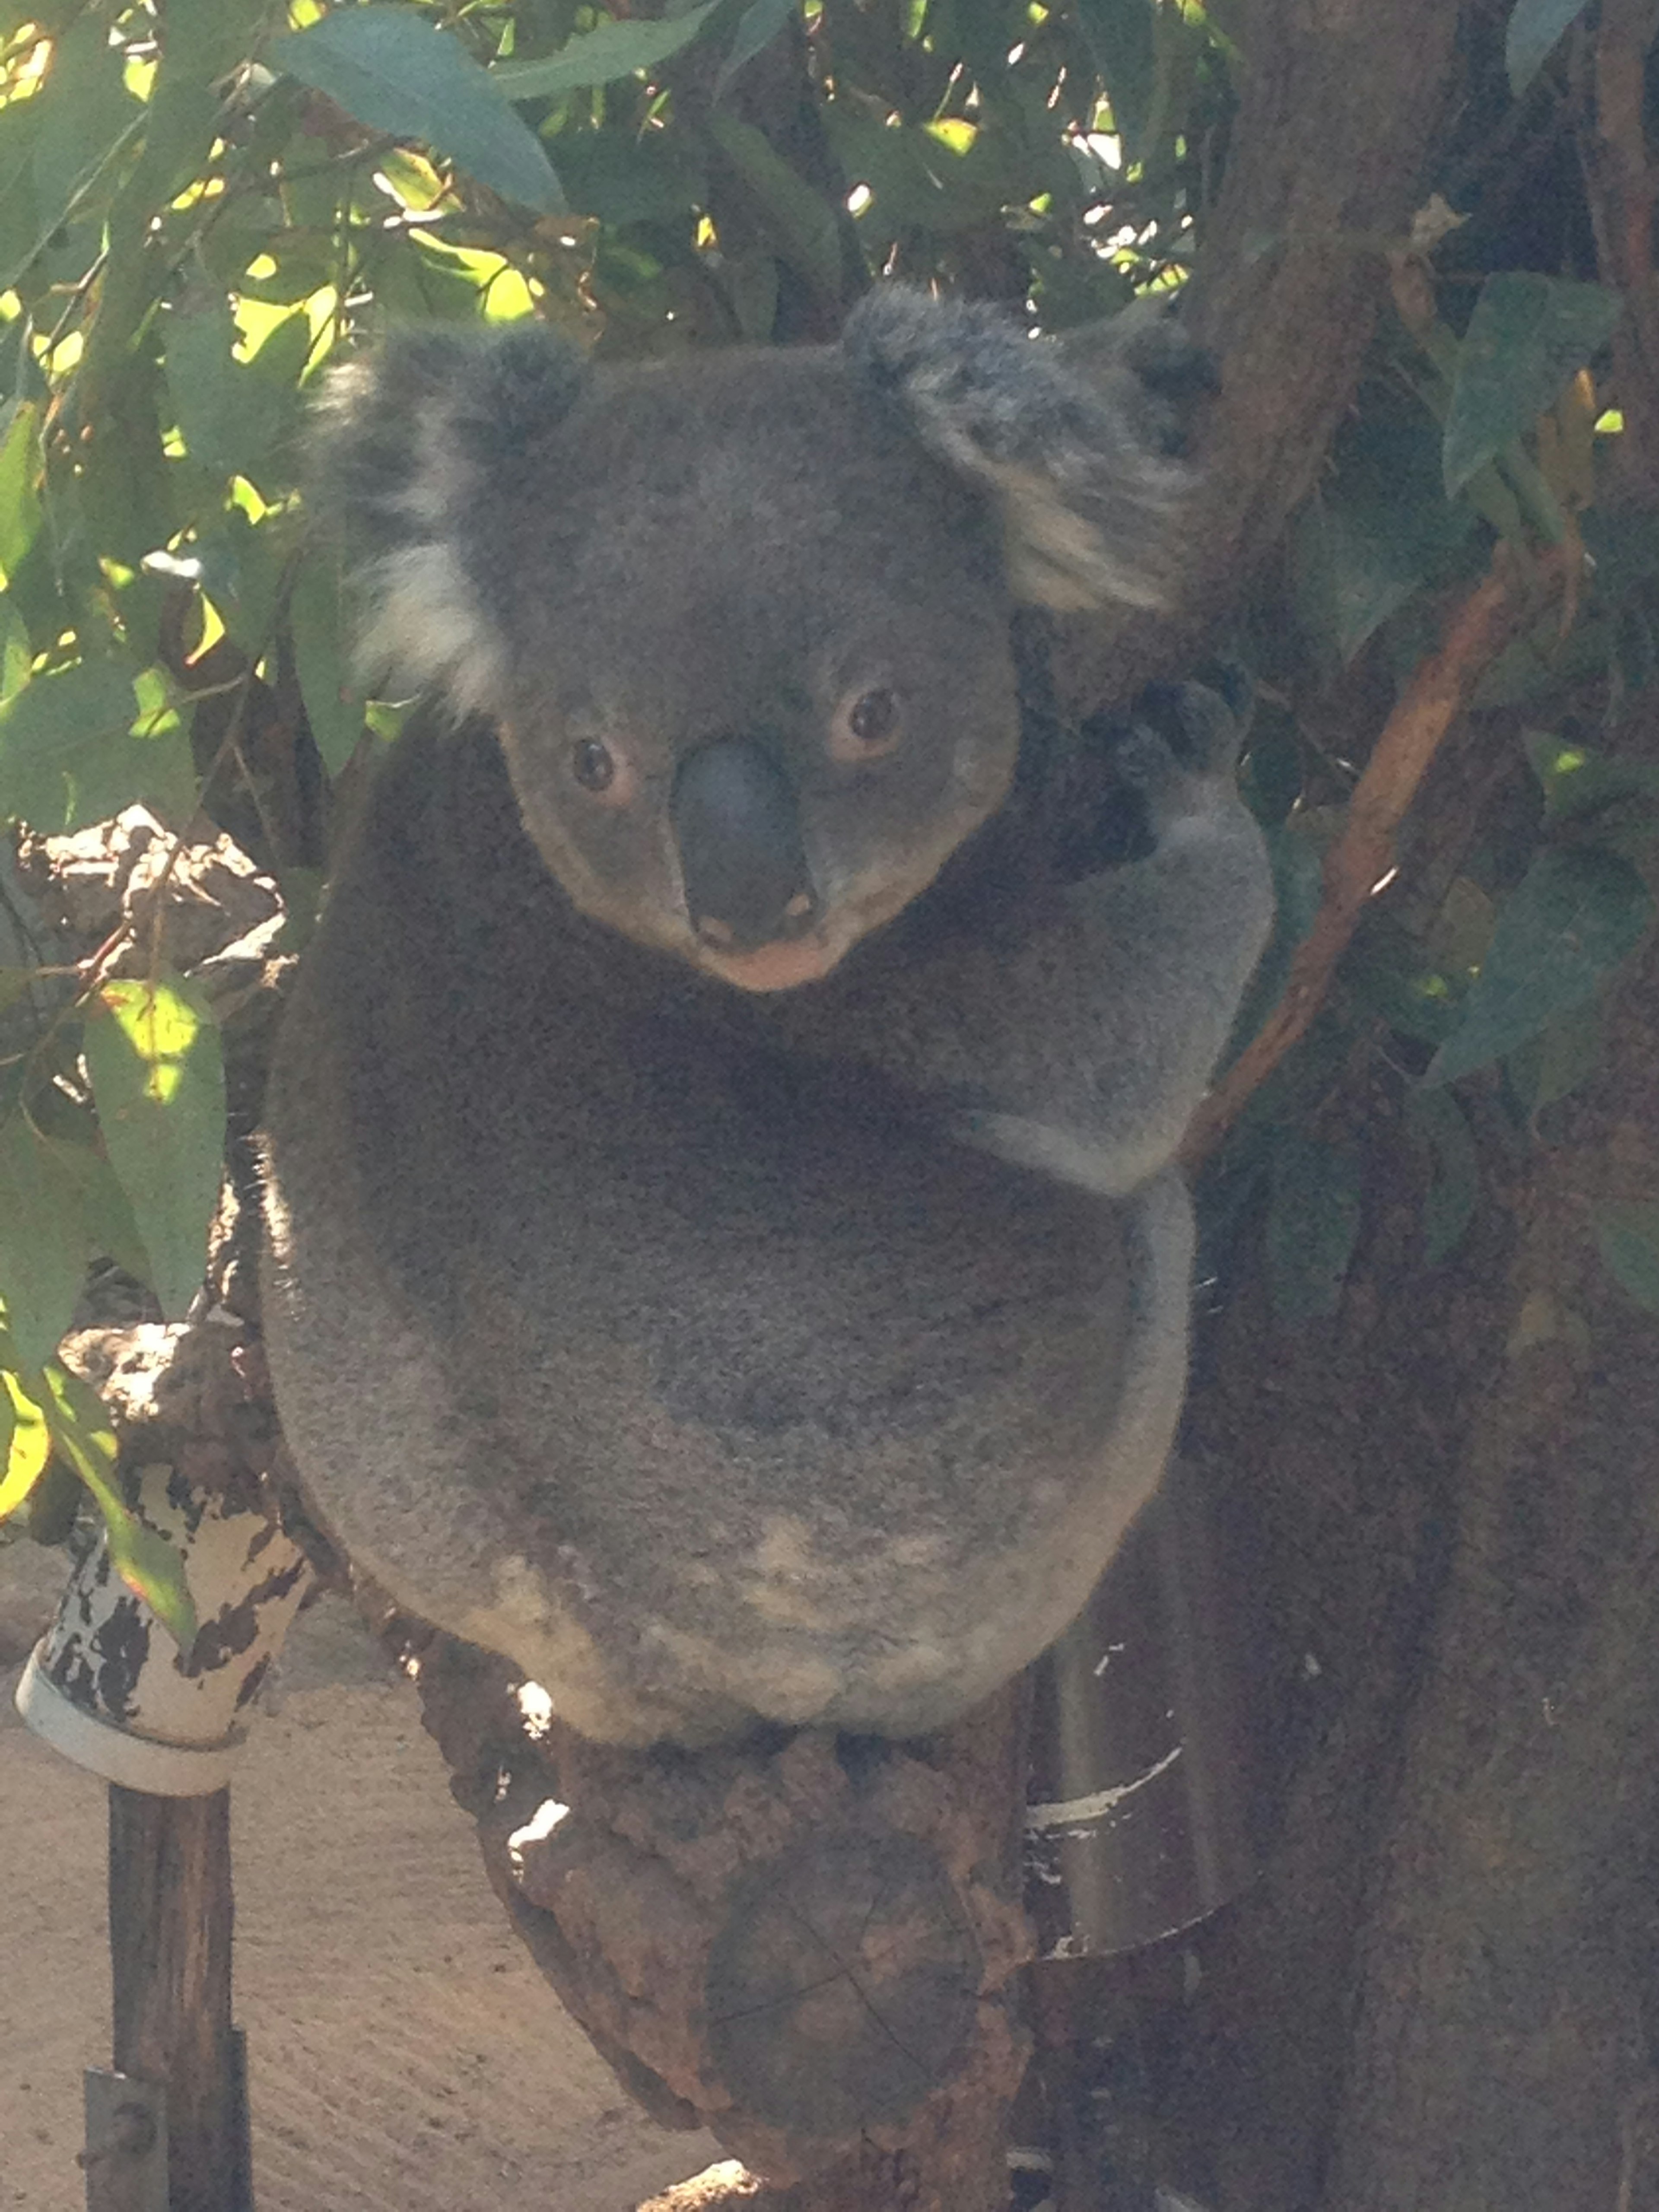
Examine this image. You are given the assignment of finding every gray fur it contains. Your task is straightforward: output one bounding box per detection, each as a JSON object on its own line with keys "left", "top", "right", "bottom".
{"left": 262, "top": 292, "right": 1271, "bottom": 1747}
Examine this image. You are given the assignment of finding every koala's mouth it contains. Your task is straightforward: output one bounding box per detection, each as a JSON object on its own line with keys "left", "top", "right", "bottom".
{"left": 693, "top": 932, "right": 845, "bottom": 993}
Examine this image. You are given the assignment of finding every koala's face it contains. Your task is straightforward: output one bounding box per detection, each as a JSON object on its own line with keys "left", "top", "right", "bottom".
{"left": 322, "top": 293, "right": 1189, "bottom": 989}
{"left": 482, "top": 359, "right": 1020, "bottom": 990}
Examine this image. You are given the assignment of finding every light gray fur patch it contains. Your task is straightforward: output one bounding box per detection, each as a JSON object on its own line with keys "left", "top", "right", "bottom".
{"left": 355, "top": 542, "right": 504, "bottom": 718}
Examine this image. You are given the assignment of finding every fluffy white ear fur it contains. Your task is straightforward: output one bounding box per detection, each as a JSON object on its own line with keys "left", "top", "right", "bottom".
{"left": 353, "top": 541, "right": 505, "bottom": 721}
{"left": 842, "top": 286, "right": 1193, "bottom": 614}
{"left": 308, "top": 324, "right": 586, "bottom": 721}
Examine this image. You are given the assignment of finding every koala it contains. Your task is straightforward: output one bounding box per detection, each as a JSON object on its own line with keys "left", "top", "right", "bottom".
{"left": 260, "top": 289, "right": 1273, "bottom": 1748}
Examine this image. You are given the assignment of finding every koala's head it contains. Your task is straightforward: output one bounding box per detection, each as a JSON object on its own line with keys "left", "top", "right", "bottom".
{"left": 314, "top": 289, "right": 1189, "bottom": 992}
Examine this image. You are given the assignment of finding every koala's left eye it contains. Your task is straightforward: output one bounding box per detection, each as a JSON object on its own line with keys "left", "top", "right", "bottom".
{"left": 830, "top": 686, "right": 904, "bottom": 765}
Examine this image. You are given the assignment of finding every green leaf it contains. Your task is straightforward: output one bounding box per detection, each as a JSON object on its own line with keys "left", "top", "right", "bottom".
{"left": 493, "top": 0, "right": 726, "bottom": 98}
{"left": 1427, "top": 849, "right": 1654, "bottom": 1085}
{"left": 715, "top": 0, "right": 798, "bottom": 101}
{"left": 83, "top": 975, "right": 226, "bottom": 1323}
{"left": 1522, "top": 728, "right": 1659, "bottom": 823}
{"left": 41, "top": 1362, "right": 197, "bottom": 1649}
{"left": 1443, "top": 275, "right": 1624, "bottom": 496}
{"left": 274, "top": 6, "right": 564, "bottom": 214}
{"left": 1072, "top": 0, "right": 1157, "bottom": 153}
{"left": 0, "top": 400, "right": 43, "bottom": 587}
{"left": 0, "top": 1366, "right": 48, "bottom": 1521}
{"left": 1506, "top": 0, "right": 1592, "bottom": 95}
{"left": 1300, "top": 407, "right": 1480, "bottom": 662}
{"left": 4, "top": 15, "right": 145, "bottom": 291}
{"left": 1265, "top": 1131, "right": 1363, "bottom": 1325}
{"left": 1596, "top": 1201, "right": 1659, "bottom": 1317}
{"left": 1507, "top": 993, "right": 1605, "bottom": 1113}
{"left": 289, "top": 555, "right": 364, "bottom": 776}
{"left": 0, "top": 1117, "right": 111, "bottom": 1370}
{"left": 706, "top": 112, "right": 843, "bottom": 302}
{"left": 162, "top": 297, "right": 297, "bottom": 486}
{"left": 1405, "top": 1089, "right": 1479, "bottom": 1265}
{"left": 0, "top": 657, "right": 194, "bottom": 833}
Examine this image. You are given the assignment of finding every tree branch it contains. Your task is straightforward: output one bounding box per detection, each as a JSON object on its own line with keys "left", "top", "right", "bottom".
{"left": 1181, "top": 546, "right": 1571, "bottom": 1166}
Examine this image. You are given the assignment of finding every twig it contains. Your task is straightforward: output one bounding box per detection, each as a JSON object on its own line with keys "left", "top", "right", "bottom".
{"left": 1181, "top": 545, "right": 1570, "bottom": 1167}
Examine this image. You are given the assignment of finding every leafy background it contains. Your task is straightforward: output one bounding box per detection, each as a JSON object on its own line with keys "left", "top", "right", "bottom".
{"left": 0, "top": 0, "right": 1653, "bottom": 1621}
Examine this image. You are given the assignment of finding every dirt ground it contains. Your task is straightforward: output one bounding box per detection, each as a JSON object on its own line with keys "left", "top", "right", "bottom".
{"left": 0, "top": 1539, "right": 720, "bottom": 2212}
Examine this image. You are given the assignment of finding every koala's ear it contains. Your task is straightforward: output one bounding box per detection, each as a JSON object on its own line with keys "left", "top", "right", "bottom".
{"left": 307, "top": 323, "right": 588, "bottom": 717}
{"left": 841, "top": 287, "right": 1194, "bottom": 613}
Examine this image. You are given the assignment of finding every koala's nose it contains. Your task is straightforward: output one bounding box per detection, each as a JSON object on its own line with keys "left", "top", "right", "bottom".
{"left": 671, "top": 738, "right": 820, "bottom": 951}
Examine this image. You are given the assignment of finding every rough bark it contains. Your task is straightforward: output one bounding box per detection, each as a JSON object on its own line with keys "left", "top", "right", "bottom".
{"left": 1323, "top": 930, "right": 1659, "bottom": 2212}
{"left": 1050, "top": 0, "right": 1465, "bottom": 725}
{"left": 412, "top": 1632, "right": 1033, "bottom": 2211}
{"left": 108, "top": 1787, "right": 250, "bottom": 2212}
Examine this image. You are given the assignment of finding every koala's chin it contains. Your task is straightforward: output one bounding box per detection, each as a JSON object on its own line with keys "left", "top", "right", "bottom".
{"left": 692, "top": 934, "right": 849, "bottom": 993}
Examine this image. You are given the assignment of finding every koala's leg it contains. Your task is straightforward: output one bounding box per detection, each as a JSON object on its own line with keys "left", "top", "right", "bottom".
{"left": 803, "top": 682, "right": 1274, "bottom": 1198}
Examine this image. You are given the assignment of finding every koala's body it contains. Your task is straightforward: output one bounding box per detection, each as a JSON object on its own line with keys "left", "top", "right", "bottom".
{"left": 261, "top": 292, "right": 1272, "bottom": 1748}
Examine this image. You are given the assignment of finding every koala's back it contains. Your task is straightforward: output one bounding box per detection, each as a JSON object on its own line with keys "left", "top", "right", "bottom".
{"left": 263, "top": 717, "right": 1192, "bottom": 1745}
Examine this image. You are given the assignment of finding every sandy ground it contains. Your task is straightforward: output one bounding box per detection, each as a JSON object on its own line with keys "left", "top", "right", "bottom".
{"left": 0, "top": 1541, "right": 719, "bottom": 2212}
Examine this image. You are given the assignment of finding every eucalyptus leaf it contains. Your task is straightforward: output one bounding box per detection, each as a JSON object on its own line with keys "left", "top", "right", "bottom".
{"left": 0, "top": 1367, "right": 47, "bottom": 1521}
{"left": 0, "top": 1117, "right": 117, "bottom": 1370}
{"left": 290, "top": 555, "right": 364, "bottom": 776}
{"left": 0, "top": 399, "right": 41, "bottom": 586}
{"left": 493, "top": 0, "right": 725, "bottom": 99}
{"left": 275, "top": 6, "right": 564, "bottom": 214}
{"left": 41, "top": 1361, "right": 198, "bottom": 1649}
{"left": 1405, "top": 1089, "right": 1479, "bottom": 1265}
{"left": 1521, "top": 728, "right": 1659, "bottom": 823}
{"left": 0, "top": 658, "right": 194, "bottom": 833}
{"left": 707, "top": 112, "right": 843, "bottom": 303}
{"left": 1427, "top": 849, "right": 1654, "bottom": 1085}
{"left": 13, "top": 15, "right": 144, "bottom": 290}
{"left": 1266, "top": 1131, "right": 1363, "bottom": 1325}
{"left": 1072, "top": 0, "right": 1157, "bottom": 153}
{"left": 1305, "top": 407, "right": 1479, "bottom": 662}
{"left": 715, "top": 0, "right": 798, "bottom": 102}
{"left": 1505, "top": 0, "right": 1592, "bottom": 95}
{"left": 1443, "top": 275, "right": 1624, "bottom": 497}
{"left": 83, "top": 974, "right": 226, "bottom": 1323}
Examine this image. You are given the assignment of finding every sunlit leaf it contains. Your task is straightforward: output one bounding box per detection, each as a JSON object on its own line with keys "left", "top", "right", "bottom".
{"left": 0, "top": 1366, "right": 48, "bottom": 1520}
{"left": 1506, "top": 0, "right": 1593, "bottom": 95}
{"left": 1266, "top": 1131, "right": 1363, "bottom": 1325}
{"left": 1596, "top": 1201, "right": 1659, "bottom": 1317}
{"left": 1443, "top": 275, "right": 1624, "bottom": 496}
{"left": 275, "top": 6, "right": 564, "bottom": 213}
{"left": 162, "top": 296, "right": 295, "bottom": 485}
{"left": 40, "top": 1362, "right": 197, "bottom": 1649}
{"left": 83, "top": 975, "right": 226, "bottom": 1323}
{"left": 0, "top": 399, "right": 42, "bottom": 586}
{"left": 1427, "top": 849, "right": 1654, "bottom": 1085}
{"left": 493, "top": 0, "right": 726, "bottom": 98}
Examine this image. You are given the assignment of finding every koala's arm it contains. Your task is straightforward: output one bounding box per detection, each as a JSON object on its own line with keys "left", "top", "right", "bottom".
{"left": 788, "top": 683, "right": 1274, "bottom": 1197}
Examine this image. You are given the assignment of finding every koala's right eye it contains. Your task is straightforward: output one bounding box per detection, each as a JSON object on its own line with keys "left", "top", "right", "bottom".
{"left": 567, "top": 737, "right": 639, "bottom": 808}
{"left": 572, "top": 740, "right": 614, "bottom": 790}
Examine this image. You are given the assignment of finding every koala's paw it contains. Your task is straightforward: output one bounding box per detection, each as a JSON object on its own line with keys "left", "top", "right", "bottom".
{"left": 1103, "top": 676, "right": 1251, "bottom": 844}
